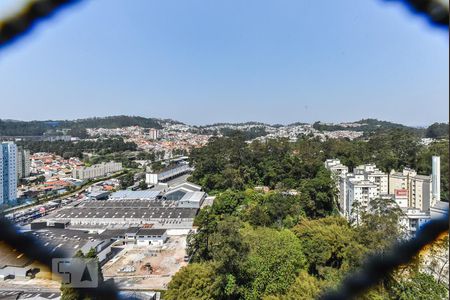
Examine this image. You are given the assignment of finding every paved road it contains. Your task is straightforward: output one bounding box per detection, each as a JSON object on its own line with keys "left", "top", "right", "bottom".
{"left": 3, "top": 170, "right": 128, "bottom": 218}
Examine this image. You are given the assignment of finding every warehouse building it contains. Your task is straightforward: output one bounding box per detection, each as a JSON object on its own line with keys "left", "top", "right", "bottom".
{"left": 38, "top": 199, "right": 197, "bottom": 229}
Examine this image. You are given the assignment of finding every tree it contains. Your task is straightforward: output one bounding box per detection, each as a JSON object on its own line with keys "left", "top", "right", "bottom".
{"left": 60, "top": 248, "right": 105, "bottom": 300}
{"left": 425, "top": 123, "right": 449, "bottom": 139}
{"left": 85, "top": 248, "right": 104, "bottom": 288}
{"left": 292, "top": 217, "right": 367, "bottom": 279}
{"left": 392, "top": 272, "right": 448, "bottom": 300}
{"left": 119, "top": 173, "right": 134, "bottom": 189}
{"left": 209, "top": 217, "right": 248, "bottom": 276}
{"left": 298, "top": 169, "right": 336, "bottom": 218}
{"left": 263, "top": 271, "right": 324, "bottom": 300}
{"left": 355, "top": 198, "right": 404, "bottom": 253}
{"left": 165, "top": 263, "right": 224, "bottom": 300}
{"left": 138, "top": 180, "right": 148, "bottom": 190}
{"left": 187, "top": 207, "right": 218, "bottom": 262}
{"left": 240, "top": 226, "right": 306, "bottom": 300}
{"left": 151, "top": 161, "right": 164, "bottom": 173}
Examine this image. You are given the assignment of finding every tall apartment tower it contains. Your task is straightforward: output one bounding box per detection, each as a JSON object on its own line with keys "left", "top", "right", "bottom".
{"left": 17, "top": 148, "right": 31, "bottom": 179}
{"left": 432, "top": 156, "right": 441, "bottom": 203}
{"left": 1, "top": 142, "right": 18, "bottom": 205}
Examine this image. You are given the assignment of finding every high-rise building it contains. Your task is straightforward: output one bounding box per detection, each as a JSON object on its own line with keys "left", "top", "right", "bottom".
{"left": 17, "top": 148, "right": 31, "bottom": 179}
{"left": 355, "top": 164, "right": 389, "bottom": 195}
{"left": 1, "top": 142, "right": 18, "bottom": 205}
{"left": 324, "top": 159, "right": 348, "bottom": 193}
{"left": 326, "top": 161, "right": 387, "bottom": 218}
{"left": 389, "top": 168, "right": 432, "bottom": 212}
{"left": 148, "top": 129, "right": 160, "bottom": 140}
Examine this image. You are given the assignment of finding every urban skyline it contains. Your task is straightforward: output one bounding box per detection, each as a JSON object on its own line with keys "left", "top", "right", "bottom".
{"left": 0, "top": 0, "right": 448, "bottom": 126}
{"left": 0, "top": 115, "right": 447, "bottom": 128}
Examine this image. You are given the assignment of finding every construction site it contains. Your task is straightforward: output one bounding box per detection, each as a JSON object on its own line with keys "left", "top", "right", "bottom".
{"left": 102, "top": 235, "right": 188, "bottom": 290}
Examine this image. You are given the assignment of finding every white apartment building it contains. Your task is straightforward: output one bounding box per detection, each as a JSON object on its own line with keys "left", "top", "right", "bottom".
{"left": 338, "top": 172, "right": 364, "bottom": 216}
{"left": 148, "top": 128, "right": 160, "bottom": 140}
{"left": 329, "top": 157, "right": 439, "bottom": 221}
{"left": 355, "top": 164, "right": 389, "bottom": 195}
{"left": 330, "top": 161, "right": 385, "bottom": 218}
{"left": 324, "top": 159, "right": 348, "bottom": 195}
{"left": 72, "top": 162, "right": 122, "bottom": 180}
{"left": 1, "top": 142, "right": 18, "bottom": 205}
{"left": 347, "top": 179, "right": 379, "bottom": 219}
{"left": 324, "top": 159, "right": 349, "bottom": 177}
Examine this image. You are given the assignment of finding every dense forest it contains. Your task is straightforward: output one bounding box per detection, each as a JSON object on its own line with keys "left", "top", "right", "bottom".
{"left": 17, "top": 138, "right": 137, "bottom": 159}
{"left": 426, "top": 122, "right": 449, "bottom": 139}
{"left": 189, "top": 130, "right": 449, "bottom": 199}
{"left": 164, "top": 130, "right": 449, "bottom": 300}
{"left": 0, "top": 116, "right": 164, "bottom": 136}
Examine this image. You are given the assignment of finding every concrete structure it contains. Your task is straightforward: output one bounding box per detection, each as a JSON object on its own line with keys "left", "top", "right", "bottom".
{"left": 399, "top": 208, "right": 431, "bottom": 237}
{"left": 103, "top": 228, "right": 168, "bottom": 246}
{"left": 72, "top": 161, "right": 122, "bottom": 180}
{"left": 327, "top": 160, "right": 389, "bottom": 218}
{"left": 347, "top": 179, "right": 379, "bottom": 218}
{"left": 27, "top": 227, "right": 115, "bottom": 264}
{"left": 324, "top": 159, "right": 349, "bottom": 177}
{"left": 357, "top": 165, "right": 388, "bottom": 195}
{"left": 432, "top": 156, "right": 441, "bottom": 202}
{"left": 88, "top": 191, "right": 110, "bottom": 200}
{"left": 16, "top": 147, "right": 31, "bottom": 179}
{"left": 324, "top": 159, "right": 348, "bottom": 192}
{"left": 1, "top": 142, "right": 18, "bottom": 205}
{"left": 0, "top": 242, "right": 35, "bottom": 280}
{"left": 148, "top": 128, "right": 160, "bottom": 140}
{"left": 146, "top": 165, "right": 192, "bottom": 185}
{"left": 389, "top": 168, "right": 433, "bottom": 212}
{"left": 146, "top": 173, "right": 159, "bottom": 185}
{"left": 177, "top": 191, "right": 207, "bottom": 208}
{"left": 394, "top": 189, "right": 408, "bottom": 208}
{"left": 109, "top": 190, "right": 162, "bottom": 201}
{"left": 38, "top": 200, "right": 198, "bottom": 229}
{"left": 430, "top": 201, "right": 449, "bottom": 220}
{"left": 337, "top": 165, "right": 385, "bottom": 218}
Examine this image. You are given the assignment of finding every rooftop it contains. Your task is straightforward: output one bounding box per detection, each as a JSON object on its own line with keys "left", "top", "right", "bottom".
{"left": 109, "top": 190, "right": 162, "bottom": 200}
{"left": 48, "top": 206, "right": 198, "bottom": 220}
{"left": 432, "top": 201, "right": 449, "bottom": 211}
{"left": 180, "top": 191, "right": 206, "bottom": 203}
{"left": 0, "top": 242, "right": 33, "bottom": 269}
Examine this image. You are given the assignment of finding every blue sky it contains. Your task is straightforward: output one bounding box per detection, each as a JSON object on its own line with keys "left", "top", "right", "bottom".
{"left": 0, "top": 0, "right": 448, "bottom": 126}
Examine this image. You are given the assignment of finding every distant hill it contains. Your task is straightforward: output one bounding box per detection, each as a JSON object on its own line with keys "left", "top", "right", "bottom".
{"left": 0, "top": 115, "right": 170, "bottom": 136}
{"left": 1, "top": 116, "right": 443, "bottom": 139}
{"left": 312, "top": 119, "right": 425, "bottom": 135}
{"left": 200, "top": 121, "right": 270, "bottom": 127}
{"left": 425, "top": 122, "right": 449, "bottom": 139}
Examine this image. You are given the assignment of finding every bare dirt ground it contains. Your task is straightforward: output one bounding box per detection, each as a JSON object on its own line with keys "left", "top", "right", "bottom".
{"left": 102, "top": 235, "right": 188, "bottom": 290}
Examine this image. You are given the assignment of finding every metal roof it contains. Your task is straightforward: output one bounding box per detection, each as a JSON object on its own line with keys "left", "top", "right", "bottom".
{"left": 109, "top": 190, "right": 162, "bottom": 200}
{"left": 180, "top": 191, "right": 206, "bottom": 203}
